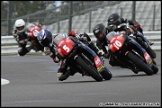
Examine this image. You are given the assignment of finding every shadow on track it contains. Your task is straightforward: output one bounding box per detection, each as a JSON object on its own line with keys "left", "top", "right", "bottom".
{"left": 42, "top": 79, "right": 111, "bottom": 85}
{"left": 113, "top": 73, "right": 160, "bottom": 78}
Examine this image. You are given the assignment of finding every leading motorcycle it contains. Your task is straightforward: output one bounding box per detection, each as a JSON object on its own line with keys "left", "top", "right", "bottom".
{"left": 53, "top": 34, "right": 112, "bottom": 81}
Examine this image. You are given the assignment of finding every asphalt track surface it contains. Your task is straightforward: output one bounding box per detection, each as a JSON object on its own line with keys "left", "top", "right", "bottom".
{"left": 1, "top": 51, "right": 161, "bottom": 107}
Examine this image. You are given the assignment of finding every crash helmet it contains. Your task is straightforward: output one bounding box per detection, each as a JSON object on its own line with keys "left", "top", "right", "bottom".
{"left": 107, "top": 13, "right": 123, "bottom": 26}
{"left": 37, "top": 29, "right": 52, "bottom": 47}
{"left": 93, "top": 23, "right": 107, "bottom": 41}
{"left": 14, "top": 19, "right": 26, "bottom": 33}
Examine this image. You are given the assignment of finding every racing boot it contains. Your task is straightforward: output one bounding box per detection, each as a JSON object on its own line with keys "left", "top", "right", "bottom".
{"left": 146, "top": 46, "right": 156, "bottom": 59}
{"left": 147, "top": 39, "right": 154, "bottom": 45}
{"left": 57, "top": 61, "right": 71, "bottom": 81}
{"left": 136, "top": 37, "right": 156, "bottom": 59}
{"left": 137, "top": 29, "right": 154, "bottom": 45}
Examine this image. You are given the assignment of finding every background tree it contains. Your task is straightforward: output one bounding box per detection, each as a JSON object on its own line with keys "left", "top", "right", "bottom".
{"left": 1, "top": 1, "right": 54, "bottom": 35}
{"left": 1, "top": 1, "right": 47, "bottom": 19}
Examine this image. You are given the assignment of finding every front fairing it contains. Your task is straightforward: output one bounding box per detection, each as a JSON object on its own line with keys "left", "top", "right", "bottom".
{"left": 53, "top": 34, "right": 68, "bottom": 45}
{"left": 52, "top": 34, "right": 75, "bottom": 58}
{"left": 106, "top": 31, "right": 127, "bottom": 42}
{"left": 106, "top": 31, "right": 127, "bottom": 53}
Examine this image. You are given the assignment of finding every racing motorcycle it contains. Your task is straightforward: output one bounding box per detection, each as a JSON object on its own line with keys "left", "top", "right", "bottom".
{"left": 53, "top": 34, "right": 112, "bottom": 81}
{"left": 27, "top": 25, "right": 44, "bottom": 52}
{"left": 106, "top": 29, "right": 158, "bottom": 75}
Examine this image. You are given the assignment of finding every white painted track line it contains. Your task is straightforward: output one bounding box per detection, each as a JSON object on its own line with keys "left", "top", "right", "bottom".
{"left": 1, "top": 78, "right": 10, "bottom": 86}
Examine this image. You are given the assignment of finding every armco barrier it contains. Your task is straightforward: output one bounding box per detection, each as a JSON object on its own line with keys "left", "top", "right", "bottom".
{"left": 1, "top": 31, "right": 161, "bottom": 55}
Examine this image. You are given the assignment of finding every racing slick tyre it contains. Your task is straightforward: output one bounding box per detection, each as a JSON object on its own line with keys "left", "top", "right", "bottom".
{"left": 75, "top": 56, "right": 103, "bottom": 82}
{"left": 100, "top": 67, "right": 112, "bottom": 80}
{"left": 127, "top": 51, "right": 154, "bottom": 75}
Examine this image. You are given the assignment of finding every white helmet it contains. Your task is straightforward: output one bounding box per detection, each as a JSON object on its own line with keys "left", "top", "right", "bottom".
{"left": 14, "top": 19, "right": 26, "bottom": 33}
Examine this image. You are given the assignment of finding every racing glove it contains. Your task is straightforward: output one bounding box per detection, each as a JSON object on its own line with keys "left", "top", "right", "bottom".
{"left": 13, "top": 34, "right": 19, "bottom": 42}
{"left": 44, "top": 47, "right": 51, "bottom": 55}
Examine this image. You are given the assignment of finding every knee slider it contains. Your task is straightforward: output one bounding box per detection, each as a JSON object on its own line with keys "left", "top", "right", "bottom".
{"left": 18, "top": 47, "right": 28, "bottom": 56}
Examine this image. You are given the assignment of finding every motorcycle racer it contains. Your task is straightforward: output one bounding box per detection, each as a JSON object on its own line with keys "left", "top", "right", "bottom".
{"left": 107, "top": 13, "right": 156, "bottom": 59}
{"left": 37, "top": 29, "right": 76, "bottom": 81}
{"left": 93, "top": 23, "right": 141, "bottom": 73}
{"left": 12, "top": 19, "right": 43, "bottom": 56}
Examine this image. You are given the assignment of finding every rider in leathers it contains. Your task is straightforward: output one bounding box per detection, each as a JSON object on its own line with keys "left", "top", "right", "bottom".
{"left": 12, "top": 19, "right": 43, "bottom": 56}
{"left": 106, "top": 13, "right": 156, "bottom": 59}
{"left": 37, "top": 29, "right": 102, "bottom": 81}
{"left": 93, "top": 23, "right": 151, "bottom": 74}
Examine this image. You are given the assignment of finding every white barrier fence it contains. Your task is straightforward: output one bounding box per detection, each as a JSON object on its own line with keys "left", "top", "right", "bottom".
{"left": 1, "top": 31, "right": 161, "bottom": 55}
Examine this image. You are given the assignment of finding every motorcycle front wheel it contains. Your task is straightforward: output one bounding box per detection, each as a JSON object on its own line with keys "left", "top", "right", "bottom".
{"left": 100, "top": 67, "right": 112, "bottom": 80}
{"left": 127, "top": 51, "right": 154, "bottom": 75}
{"left": 75, "top": 56, "right": 103, "bottom": 82}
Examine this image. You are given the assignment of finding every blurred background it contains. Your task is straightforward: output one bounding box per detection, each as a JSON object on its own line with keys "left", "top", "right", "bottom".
{"left": 1, "top": 1, "right": 161, "bottom": 36}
